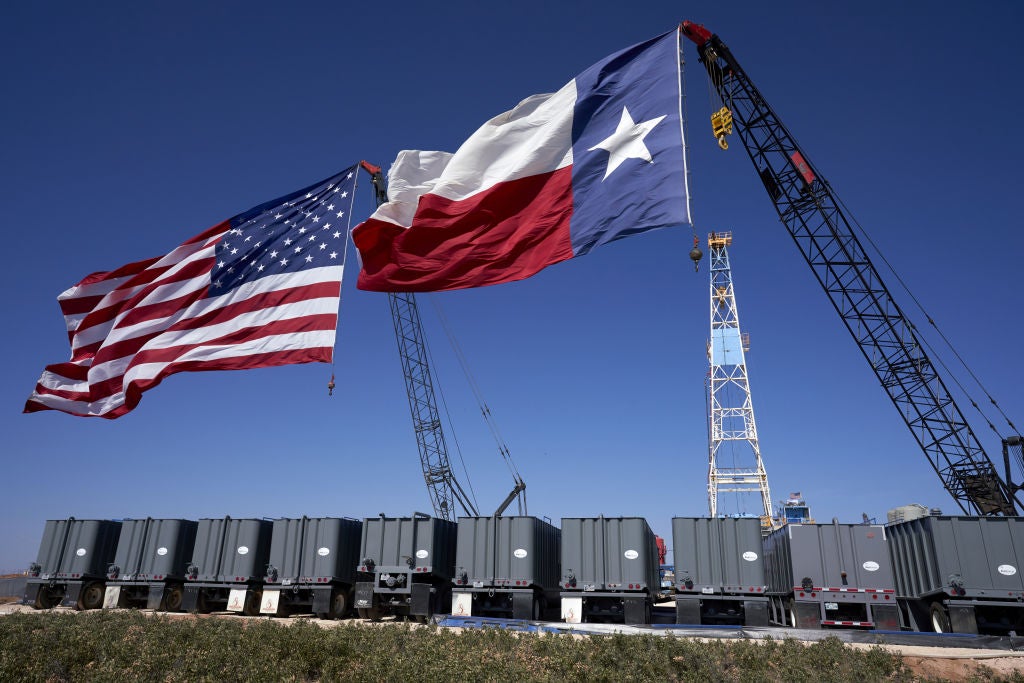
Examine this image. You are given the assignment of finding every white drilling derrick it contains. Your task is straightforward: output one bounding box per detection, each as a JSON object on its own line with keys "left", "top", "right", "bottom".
{"left": 706, "top": 232, "right": 774, "bottom": 530}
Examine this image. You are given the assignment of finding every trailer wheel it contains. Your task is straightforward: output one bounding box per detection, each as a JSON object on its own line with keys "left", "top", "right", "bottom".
{"left": 34, "top": 586, "right": 61, "bottom": 610}
{"left": 162, "top": 586, "right": 184, "bottom": 612}
{"left": 329, "top": 590, "right": 349, "bottom": 619}
{"left": 930, "top": 602, "right": 951, "bottom": 633}
{"left": 78, "top": 582, "right": 104, "bottom": 611}
{"left": 787, "top": 600, "right": 798, "bottom": 628}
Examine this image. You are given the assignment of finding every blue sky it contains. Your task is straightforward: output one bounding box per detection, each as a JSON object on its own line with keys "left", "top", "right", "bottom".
{"left": 2, "top": 1, "right": 1022, "bottom": 572}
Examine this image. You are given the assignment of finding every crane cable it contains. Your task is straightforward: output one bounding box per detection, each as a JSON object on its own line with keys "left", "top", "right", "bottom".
{"left": 419, "top": 313, "right": 481, "bottom": 515}
{"left": 428, "top": 296, "right": 528, "bottom": 513}
{"left": 833, "top": 192, "right": 1021, "bottom": 444}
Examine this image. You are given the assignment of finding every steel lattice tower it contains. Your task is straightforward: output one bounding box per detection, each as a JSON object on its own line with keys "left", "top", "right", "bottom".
{"left": 706, "top": 232, "right": 773, "bottom": 527}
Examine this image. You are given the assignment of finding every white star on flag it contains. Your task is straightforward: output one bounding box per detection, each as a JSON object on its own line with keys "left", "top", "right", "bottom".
{"left": 588, "top": 106, "right": 666, "bottom": 180}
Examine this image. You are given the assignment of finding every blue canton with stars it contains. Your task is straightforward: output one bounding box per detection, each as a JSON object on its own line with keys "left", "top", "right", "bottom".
{"left": 211, "top": 165, "right": 358, "bottom": 293}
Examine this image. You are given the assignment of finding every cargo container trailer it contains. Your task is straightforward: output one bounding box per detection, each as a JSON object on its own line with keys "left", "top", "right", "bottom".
{"left": 887, "top": 515, "right": 1024, "bottom": 634}
{"left": 451, "top": 515, "right": 561, "bottom": 620}
{"left": 181, "top": 517, "right": 272, "bottom": 616}
{"left": 25, "top": 518, "right": 122, "bottom": 610}
{"left": 559, "top": 516, "right": 659, "bottom": 625}
{"left": 261, "top": 516, "right": 362, "bottom": 618}
{"left": 672, "top": 517, "right": 770, "bottom": 626}
{"left": 355, "top": 513, "right": 456, "bottom": 622}
{"left": 763, "top": 521, "right": 898, "bottom": 629}
{"left": 102, "top": 518, "right": 198, "bottom": 611}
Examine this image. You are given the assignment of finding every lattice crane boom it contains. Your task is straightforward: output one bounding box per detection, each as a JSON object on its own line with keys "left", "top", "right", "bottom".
{"left": 680, "top": 22, "right": 1020, "bottom": 516}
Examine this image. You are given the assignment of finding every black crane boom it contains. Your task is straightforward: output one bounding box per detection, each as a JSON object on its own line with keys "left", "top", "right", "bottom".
{"left": 680, "top": 22, "right": 1020, "bottom": 515}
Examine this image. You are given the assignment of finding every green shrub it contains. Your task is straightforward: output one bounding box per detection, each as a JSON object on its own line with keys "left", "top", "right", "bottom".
{"left": 0, "top": 610, "right": 1004, "bottom": 682}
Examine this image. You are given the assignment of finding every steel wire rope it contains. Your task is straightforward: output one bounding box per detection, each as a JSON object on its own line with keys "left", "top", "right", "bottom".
{"left": 428, "top": 295, "right": 528, "bottom": 512}
{"left": 330, "top": 168, "right": 361, "bottom": 382}
{"left": 832, "top": 192, "right": 1021, "bottom": 441}
{"left": 418, "top": 307, "right": 481, "bottom": 515}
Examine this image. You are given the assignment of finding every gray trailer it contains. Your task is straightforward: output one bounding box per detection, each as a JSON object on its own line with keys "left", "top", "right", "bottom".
{"left": 559, "top": 516, "right": 659, "bottom": 625}
{"left": 261, "top": 516, "right": 362, "bottom": 618}
{"left": 763, "top": 521, "right": 898, "bottom": 629}
{"left": 452, "top": 515, "right": 561, "bottom": 620}
{"left": 103, "top": 518, "right": 198, "bottom": 611}
{"left": 181, "top": 517, "right": 272, "bottom": 615}
{"left": 672, "top": 517, "right": 769, "bottom": 626}
{"left": 355, "top": 513, "right": 456, "bottom": 621}
{"left": 25, "top": 518, "right": 122, "bottom": 610}
{"left": 888, "top": 515, "right": 1024, "bottom": 634}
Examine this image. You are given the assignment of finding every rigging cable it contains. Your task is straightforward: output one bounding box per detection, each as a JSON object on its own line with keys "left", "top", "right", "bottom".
{"left": 834, "top": 192, "right": 1021, "bottom": 442}
{"left": 429, "top": 296, "right": 528, "bottom": 513}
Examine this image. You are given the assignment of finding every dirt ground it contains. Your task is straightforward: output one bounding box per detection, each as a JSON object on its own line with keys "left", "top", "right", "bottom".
{"left": 3, "top": 602, "right": 1023, "bottom": 681}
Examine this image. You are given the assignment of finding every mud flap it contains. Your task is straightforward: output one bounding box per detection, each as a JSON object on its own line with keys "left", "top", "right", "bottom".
{"left": 561, "top": 595, "right": 583, "bottom": 624}
{"left": 226, "top": 588, "right": 248, "bottom": 613}
{"left": 512, "top": 591, "right": 534, "bottom": 620}
{"left": 452, "top": 591, "right": 473, "bottom": 617}
{"left": 624, "top": 596, "right": 648, "bottom": 625}
{"left": 410, "top": 583, "right": 432, "bottom": 617}
{"left": 869, "top": 603, "right": 900, "bottom": 631}
{"left": 743, "top": 599, "right": 770, "bottom": 626}
{"left": 949, "top": 604, "right": 979, "bottom": 634}
{"left": 311, "top": 587, "right": 331, "bottom": 615}
{"left": 146, "top": 584, "right": 165, "bottom": 610}
{"left": 794, "top": 601, "right": 821, "bottom": 629}
{"left": 61, "top": 582, "right": 83, "bottom": 608}
{"left": 182, "top": 586, "right": 201, "bottom": 612}
{"left": 103, "top": 585, "right": 123, "bottom": 609}
{"left": 675, "top": 597, "right": 701, "bottom": 625}
{"left": 354, "top": 582, "right": 375, "bottom": 610}
{"left": 260, "top": 589, "right": 281, "bottom": 615}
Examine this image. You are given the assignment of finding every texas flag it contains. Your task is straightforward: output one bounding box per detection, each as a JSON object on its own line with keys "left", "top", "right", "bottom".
{"left": 353, "top": 28, "right": 690, "bottom": 292}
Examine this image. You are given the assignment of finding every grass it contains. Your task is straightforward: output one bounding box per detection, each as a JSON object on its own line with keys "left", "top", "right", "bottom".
{"left": 0, "top": 610, "right": 1017, "bottom": 682}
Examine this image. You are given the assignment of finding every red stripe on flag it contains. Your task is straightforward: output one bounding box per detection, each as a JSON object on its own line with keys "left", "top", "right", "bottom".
{"left": 35, "top": 312, "right": 339, "bottom": 403}
{"left": 354, "top": 167, "right": 574, "bottom": 292}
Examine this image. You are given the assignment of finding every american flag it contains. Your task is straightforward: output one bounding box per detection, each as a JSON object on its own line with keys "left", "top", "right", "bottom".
{"left": 24, "top": 165, "right": 359, "bottom": 418}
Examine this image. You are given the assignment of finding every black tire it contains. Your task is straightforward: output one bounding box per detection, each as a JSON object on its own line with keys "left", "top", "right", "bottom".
{"left": 787, "top": 600, "right": 798, "bottom": 628}
{"left": 930, "top": 602, "right": 951, "bottom": 633}
{"left": 78, "top": 582, "right": 104, "bottom": 611}
{"left": 34, "top": 586, "right": 61, "bottom": 610}
{"left": 195, "top": 591, "right": 210, "bottom": 614}
{"left": 330, "top": 589, "right": 349, "bottom": 619}
{"left": 162, "top": 585, "right": 184, "bottom": 612}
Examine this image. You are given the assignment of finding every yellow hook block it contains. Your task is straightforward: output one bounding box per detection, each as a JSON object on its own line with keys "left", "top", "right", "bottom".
{"left": 711, "top": 106, "right": 733, "bottom": 150}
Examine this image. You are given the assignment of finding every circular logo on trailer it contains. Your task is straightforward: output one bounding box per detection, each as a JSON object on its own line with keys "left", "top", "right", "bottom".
{"left": 999, "top": 564, "right": 1018, "bottom": 576}
{"left": 514, "top": 548, "right": 528, "bottom": 559}
{"left": 156, "top": 547, "right": 168, "bottom": 556}
{"left": 237, "top": 546, "right": 249, "bottom": 555}
{"left": 75, "top": 548, "right": 87, "bottom": 557}
{"left": 863, "top": 561, "right": 880, "bottom": 572}
{"left": 742, "top": 551, "right": 758, "bottom": 562}
{"left": 624, "top": 550, "right": 639, "bottom": 560}
{"left": 416, "top": 549, "right": 429, "bottom": 559}
{"left": 318, "top": 547, "right": 331, "bottom": 557}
